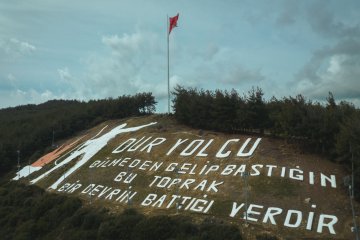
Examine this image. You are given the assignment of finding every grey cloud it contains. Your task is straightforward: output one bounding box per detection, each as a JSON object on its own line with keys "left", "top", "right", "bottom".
{"left": 295, "top": 39, "right": 360, "bottom": 101}
{"left": 183, "top": 45, "right": 266, "bottom": 87}
{"left": 307, "top": 2, "right": 360, "bottom": 38}
{"left": 203, "top": 44, "right": 220, "bottom": 61}
{"left": 276, "top": 12, "right": 296, "bottom": 26}
{"left": 296, "top": 39, "right": 360, "bottom": 83}
{"left": 222, "top": 66, "right": 265, "bottom": 84}
{"left": 276, "top": 0, "right": 299, "bottom": 26}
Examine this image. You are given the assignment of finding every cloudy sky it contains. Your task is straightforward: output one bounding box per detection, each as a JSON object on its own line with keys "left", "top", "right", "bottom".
{"left": 1, "top": 0, "right": 360, "bottom": 111}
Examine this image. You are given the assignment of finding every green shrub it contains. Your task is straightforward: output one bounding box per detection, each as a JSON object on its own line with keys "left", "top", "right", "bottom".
{"left": 256, "top": 234, "right": 279, "bottom": 240}
{"left": 98, "top": 209, "right": 144, "bottom": 240}
{"left": 132, "top": 215, "right": 177, "bottom": 240}
{"left": 199, "top": 222, "right": 242, "bottom": 240}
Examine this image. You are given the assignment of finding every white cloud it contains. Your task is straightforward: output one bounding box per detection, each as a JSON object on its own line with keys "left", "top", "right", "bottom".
{"left": 53, "top": 29, "right": 199, "bottom": 111}
{"left": 54, "top": 29, "right": 267, "bottom": 112}
{"left": 7, "top": 73, "right": 15, "bottom": 82}
{"left": 57, "top": 67, "right": 73, "bottom": 82}
{"left": 56, "top": 30, "right": 166, "bottom": 102}
{"left": 1, "top": 0, "right": 360, "bottom": 110}
{"left": 0, "top": 88, "right": 60, "bottom": 108}
{"left": 13, "top": 38, "right": 36, "bottom": 54}
{"left": 102, "top": 33, "right": 143, "bottom": 53}
{"left": 0, "top": 38, "right": 36, "bottom": 61}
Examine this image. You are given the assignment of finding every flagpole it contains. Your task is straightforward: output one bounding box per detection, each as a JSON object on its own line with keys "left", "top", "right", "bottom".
{"left": 167, "top": 15, "right": 170, "bottom": 114}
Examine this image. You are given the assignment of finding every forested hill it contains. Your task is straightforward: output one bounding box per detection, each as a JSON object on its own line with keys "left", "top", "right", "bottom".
{"left": 0, "top": 93, "right": 156, "bottom": 177}
{"left": 172, "top": 86, "right": 360, "bottom": 199}
{"left": 0, "top": 93, "right": 245, "bottom": 240}
{"left": 1, "top": 89, "right": 359, "bottom": 240}
{"left": 10, "top": 114, "right": 358, "bottom": 239}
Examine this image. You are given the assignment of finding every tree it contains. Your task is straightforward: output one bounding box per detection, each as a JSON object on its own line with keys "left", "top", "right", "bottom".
{"left": 245, "top": 87, "right": 268, "bottom": 132}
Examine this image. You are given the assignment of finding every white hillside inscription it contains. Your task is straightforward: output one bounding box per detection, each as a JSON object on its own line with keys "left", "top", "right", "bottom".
{"left": 14, "top": 122, "right": 343, "bottom": 236}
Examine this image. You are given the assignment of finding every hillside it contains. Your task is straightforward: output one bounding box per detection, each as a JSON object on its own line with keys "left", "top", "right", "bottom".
{"left": 13, "top": 115, "right": 357, "bottom": 240}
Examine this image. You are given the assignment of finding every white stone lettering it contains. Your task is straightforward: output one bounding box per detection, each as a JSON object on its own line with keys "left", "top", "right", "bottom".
{"left": 317, "top": 214, "right": 338, "bottom": 234}
{"left": 289, "top": 168, "right": 304, "bottom": 181}
{"left": 250, "top": 164, "right": 263, "bottom": 176}
{"left": 230, "top": 202, "right": 245, "bottom": 217}
{"left": 263, "top": 207, "right": 283, "bottom": 225}
{"left": 127, "top": 136, "right": 153, "bottom": 152}
{"left": 216, "top": 139, "right": 239, "bottom": 158}
{"left": 284, "top": 210, "right": 302, "bottom": 228}
{"left": 140, "top": 137, "right": 166, "bottom": 153}
{"left": 112, "top": 138, "right": 137, "bottom": 153}
{"left": 237, "top": 138, "right": 262, "bottom": 157}
{"left": 166, "top": 139, "right": 188, "bottom": 155}
{"left": 180, "top": 139, "right": 205, "bottom": 156}
{"left": 320, "top": 174, "right": 336, "bottom": 188}
{"left": 245, "top": 204, "right": 264, "bottom": 222}
{"left": 196, "top": 139, "right": 214, "bottom": 157}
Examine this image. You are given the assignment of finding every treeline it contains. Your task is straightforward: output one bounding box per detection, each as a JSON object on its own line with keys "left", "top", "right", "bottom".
{"left": 0, "top": 93, "right": 156, "bottom": 177}
{"left": 172, "top": 86, "right": 360, "bottom": 197}
{"left": 0, "top": 182, "right": 243, "bottom": 240}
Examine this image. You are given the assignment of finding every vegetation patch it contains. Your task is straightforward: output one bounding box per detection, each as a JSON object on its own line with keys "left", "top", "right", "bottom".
{"left": 0, "top": 182, "right": 243, "bottom": 240}
{"left": 251, "top": 176, "right": 299, "bottom": 198}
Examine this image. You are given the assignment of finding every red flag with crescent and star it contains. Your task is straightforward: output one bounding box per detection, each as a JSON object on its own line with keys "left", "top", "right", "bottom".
{"left": 169, "top": 13, "right": 179, "bottom": 34}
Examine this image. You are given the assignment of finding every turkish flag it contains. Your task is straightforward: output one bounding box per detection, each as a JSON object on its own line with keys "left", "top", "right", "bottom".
{"left": 169, "top": 13, "right": 179, "bottom": 34}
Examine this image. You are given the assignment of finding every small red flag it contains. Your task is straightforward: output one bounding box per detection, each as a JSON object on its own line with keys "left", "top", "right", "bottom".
{"left": 169, "top": 13, "right": 179, "bottom": 34}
